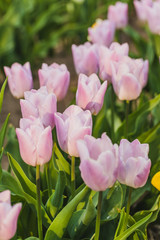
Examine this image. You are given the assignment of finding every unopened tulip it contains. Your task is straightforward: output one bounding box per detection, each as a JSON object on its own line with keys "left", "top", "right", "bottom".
{"left": 38, "top": 63, "right": 70, "bottom": 101}
{"left": 99, "top": 42, "right": 129, "bottom": 82}
{"left": 0, "top": 190, "right": 22, "bottom": 240}
{"left": 145, "top": 1, "right": 160, "bottom": 34}
{"left": 16, "top": 117, "right": 53, "bottom": 166}
{"left": 76, "top": 73, "right": 107, "bottom": 115}
{"left": 20, "top": 86, "right": 57, "bottom": 128}
{"left": 72, "top": 42, "right": 99, "bottom": 76}
{"left": 108, "top": 2, "right": 128, "bottom": 29}
{"left": 88, "top": 19, "right": 115, "bottom": 47}
{"left": 55, "top": 105, "right": 92, "bottom": 157}
{"left": 134, "top": 0, "right": 153, "bottom": 22}
{"left": 77, "top": 133, "right": 119, "bottom": 191}
{"left": 4, "top": 62, "right": 33, "bottom": 99}
{"left": 111, "top": 56, "right": 149, "bottom": 100}
{"left": 118, "top": 139, "right": 151, "bottom": 188}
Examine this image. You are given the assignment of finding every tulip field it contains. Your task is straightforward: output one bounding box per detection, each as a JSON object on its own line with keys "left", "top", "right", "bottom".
{"left": 1, "top": 0, "right": 160, "bottom": 240}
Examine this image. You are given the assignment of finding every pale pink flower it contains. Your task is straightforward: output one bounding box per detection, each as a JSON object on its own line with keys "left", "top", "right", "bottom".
{"left": 4, "top": 62, "right": 33, "bottom": 99}
{"left": 118, "top": 139, "right": 151, "bottom": 188}
{"left": 77, "top": 133, "right": 119, "bottom": 191}
{"left": 108, "top": 2, "right": 128, "bottom": 29}
{"left": 0, "top": 190, "right": 22, "bottom": 240}
{"left": 16, "top": 117, "right": 53, "bottom": 166}
{"left": 38, "top": 63, "right": 70, "bottom": 101}
{"left": 76, "top": 73, "right": 107, "bottom": 115}
{"left": 55, "top": 105, "right": 92, "bottom": 157}
{"left": 20, "top": 86, "right": 57, "bottom": 128}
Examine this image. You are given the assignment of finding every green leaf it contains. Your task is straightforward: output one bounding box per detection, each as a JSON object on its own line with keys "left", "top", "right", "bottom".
{"left": 46, "top": 171, "right": 66, "bottom": 218}
{"left": 0, "top": 78, "right": 7, "bottom": 114}
{"left": 67, "top": 196, "right": 97, "bottom": 239}
{"left": 45, "top": 186, "right": 90, "bottom": 240}
{"left": 0, "top": 113, "right": 10, "bottom": 149}
{"left": 25, "top": 238, "right": 39, "bottom": 240}
{"left": 116, "top": 94, "right": 160, "bottom": 141}
{"left": 114, "top": 213, "right": 152, "bottom": 240}
{"left": 7, "top": 153, "right": 37, "bottom": 199}
{"left": 54, "top": 143, "right": 70, "bottom": 175}
{"left": 101, "top": 182, "right": 124, "bottom": 221}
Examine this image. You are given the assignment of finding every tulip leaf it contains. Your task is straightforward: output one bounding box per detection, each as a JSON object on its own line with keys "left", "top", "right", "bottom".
{"left": 0, "top": 113, "right": 10, "bottom": 149}
{"left": 54, "top": 143, "right": 70, "bottom": 175}
{"left": 7, "top": 153, "right": 37, "bottom": 199}
{"left": 67, "top": 196, "right": 97, "bottom": 239}
{"left": 0, "top": 78, "right": 7, "bottom": 114}
{"left": 116, "top": 93, "right": 160, "bottom": 141}
{"left": 45, "top": 186, "right": 90, "bottom": 240}
{"left": 46, "top": 171, "right": 66, "bottom": 218}
{"left": 101, "top": 181, "right": 124, "bottom": 221}
{"left": 114, "top": 213, "right": 152, "bottom": 240}
{"left": 24, "top": 238, "right": 39, "bottom": 240}
{"left": 0, "top": 169, "right": 51, "bottom": 228}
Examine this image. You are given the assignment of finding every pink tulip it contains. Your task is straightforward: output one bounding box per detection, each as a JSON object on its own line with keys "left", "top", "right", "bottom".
{"left": 0, "top": 190, "right": 22, "bottom": 240}
{"left": 55, "top": 105, "right": 92, "bottom": 157}
{"left": 108, "top": 2, "right": 128, "bottom": 29}
{"left": 99, "top": 42, "right": 129, "bottom": 82}
{"left": 20, "top": 86, "right": 57, "bottom": 129}
{"left": 118, "top": 139, "right": 151, "bottom": 188}
{"left": 88, "top": 19, "right": 115, "bottom": 47}
{"left": 4, "top": 62, "right": 33, "bottom": 99}
{"left": 77, "top": 133, "right": 119, "bottom": 191}
{"left": 38, "top": 63, "right": 70, "bottom": 101}
{"left": 76, "top": 73, "right": 107, "bottom": 115}
{"left": 72, "top": 42, "right": 99, "bottom": 76}
{"left": 145, "top": 1, "right": 160, "bottom": 34}
{"left": 111, "top": 56, "right": 149, "bottom": 100}
{"left": 134, "top": 0, "right": 153, "bottom": 21}
{"left": 16, "top": 117, "right": 53, "bottom": 166}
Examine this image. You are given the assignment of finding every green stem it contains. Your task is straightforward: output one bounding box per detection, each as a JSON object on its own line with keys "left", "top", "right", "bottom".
{"left": 122, "top": 187, "right": 132, "bottom": 234}
{"left": 125, "top": 100, "right": 129, "bottom": 139}
{"left": 46, "top": 161, "right": 52, "bottom": 198}
{"left": 36, "top": 165, "right": 43, "bottom": 240}
{"left": 95, "top": 191, "right": 103, "bottom": 240}
{"left": 111, "top": 85, "right": 115, "bottom": 142}
{"left": 71, "top": 156, "right": 75, "bottom": 198}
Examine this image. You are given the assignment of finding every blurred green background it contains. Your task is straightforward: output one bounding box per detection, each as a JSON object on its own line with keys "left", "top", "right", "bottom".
{"left": 0, "top": 0, "right": 130, "bottom": 67}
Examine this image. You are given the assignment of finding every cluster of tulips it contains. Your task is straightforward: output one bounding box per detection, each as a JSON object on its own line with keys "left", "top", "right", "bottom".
{"left": 1, "top": 1, "right": 160, "bottom": 240}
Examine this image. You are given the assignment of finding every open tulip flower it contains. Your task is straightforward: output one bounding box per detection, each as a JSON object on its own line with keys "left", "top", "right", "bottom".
{"left": 118, "top": 139, "right": 151, "bottom": 188}
{"left": 99, "top": 42, "right": 129, "bottom": 82}
{"left": 4, "top": 62, "right": 33, "bottom": 99}
{"left": 134, "top": 0, "right": 153, "bottom": 22}
{"left": 77, "top": 133, "right": 119, "bottom": 191}
{"left": 0, "top": 190, "right": 22, "bottom": 240}
{"left": 107, "top": 2, "right": 128, "bottom": 29}
{"left": 38, "top": 62, "right": 70, "bottom": 101}
{"left": 16, "top": 117, "right": 53, "bottom": 166}
{"left": 76, "top": 73, "right": 107, "bottom": 115}
{"left": 111, "top": 56, "right": 149, "bottom": 100}
{"left": 55, "top": 105, "right": 92, "bottom": 157}
{"left": 88, "top": 19, "right": 115, "bottom": 47}
{"left": 72, "top": 42, "right": 99, "bottom": 76}
{"left": 20, "top": 86, "right": 57, "bottom": 129}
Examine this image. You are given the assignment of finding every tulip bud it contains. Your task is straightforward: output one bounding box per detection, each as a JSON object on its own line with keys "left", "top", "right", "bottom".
{"left": 55, "top": 105, "right": 92, "bottom": 157}
{"left": 76, "top": 73, "right": 107, "bottom": 115}
{"left": 111, "top": 56, "right": 149, "bottom": 100}
{"left": 99, "top": 42, "right": 129, "bottom": 82}
{"left": 108, "top": 2, "right": 128, "bottom": 29}
{"left": 4, "top": 62, "right": 33, "bottom": 99}
{"left": 88, "top": 19, "right": 115, "bottom": 47}
{"left": 72, "top": 42, "right": 99, "bottom": 76}
{"left": 38, "top": 63, "right": 70, "bottom": 101}
{"left": 0, "top": 190, "right": 22, "bottom": 240}
{"left": 118, "top": 139, "right": 151, "bottom": 188}
{"left": 16, "top": 117, "right": 53, "bottom": 166}
{"left": 77, "top": 133, "right": 119, "bottom": 191}
{"left": 20, "top": 86, "right": 57, "bottom": 129}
